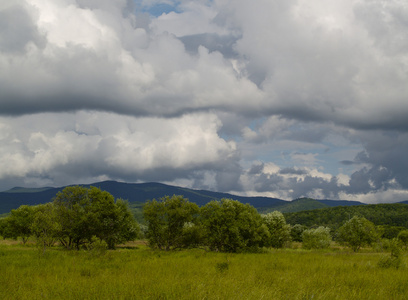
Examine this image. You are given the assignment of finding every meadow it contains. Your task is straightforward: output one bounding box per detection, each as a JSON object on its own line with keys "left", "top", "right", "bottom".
{"left": 1, "top": 240, "right": 408, "bottom": 300}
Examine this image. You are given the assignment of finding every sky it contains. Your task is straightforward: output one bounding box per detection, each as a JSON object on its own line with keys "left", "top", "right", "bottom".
{"left": 1, "top": 0, "right": 408, "bottom": 203}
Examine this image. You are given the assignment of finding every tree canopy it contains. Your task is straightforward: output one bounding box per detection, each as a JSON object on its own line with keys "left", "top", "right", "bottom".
{"left": 337, "top": 216, "right": 378, "bottom": 252}
{"left": 1, "top": 205, "right": 35, "bottom": 244}
{"left": 200, "top": 199, "right": 269, "bottom": 252}
{"left": 284, "top": 204, "right": 408, "bottom": 231}
{"left": 52, "top": 186, "right": 139, "bottom": 249}
{"left": 143, "top": 195, "right": 200, "bottom": 250}
{"left": 0, "top": 186, "right": 139, "bottom": 250}
{"left": 262, "top": 211, "right": 291, "bottom": 248}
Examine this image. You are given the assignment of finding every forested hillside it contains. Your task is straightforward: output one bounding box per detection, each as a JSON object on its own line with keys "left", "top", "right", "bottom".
{"left": 284, "top": 203, "right": 408, "bottom": 230}
{"left": 259, "top": 197, "right": 364, "bottom": 214}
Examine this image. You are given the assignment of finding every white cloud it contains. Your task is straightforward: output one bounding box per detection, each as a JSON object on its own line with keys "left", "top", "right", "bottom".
{"left": 0, "top": 112, "right": 236, "bottom": 187}
{"left": 1, "top": 0, "right": 408, "bottom": 203}
{"left": 152, "top": 2, "right": 226, "bottom": 36}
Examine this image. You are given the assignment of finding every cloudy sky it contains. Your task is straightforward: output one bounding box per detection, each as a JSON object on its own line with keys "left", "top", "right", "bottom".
{"left": 1, "top": 0, "right": 408, "bottom": 203}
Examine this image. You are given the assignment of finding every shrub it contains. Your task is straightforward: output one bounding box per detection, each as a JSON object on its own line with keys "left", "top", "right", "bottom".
{"left": 378, "top": 238, "right": 405, "bottom": 269}
{"left": 291, "top": 224, "right": 307, "bottom": 242}
{"left": 143, "top": 195, "right": 200, "bottom": 250}
{"left": 86, "top": 236, "right": 108, "bottom": 257}
{"left": 337, "top": 216, "right": 378, "bottom": 252}
{"left": 262, "top": 211, "right": 291, "bottom": 248}
{"left": 397, "top": 230, "right": 408, "bottom": 248}
{"left": 302, "top": 227, "right": 332, "bottom": 250}
{"left": 200, "top": 199, "right": 268, "bottom": 252}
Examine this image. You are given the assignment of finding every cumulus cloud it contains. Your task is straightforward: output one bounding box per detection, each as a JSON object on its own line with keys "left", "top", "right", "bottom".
{"left": 0, "top": 0, "right": 262, "bottom": 117}
{"left": 1, "top": 0, "right": 408, "bottom": 203}
{"left": 0, "top": 112, "right": 237, "bottom": 190}
{"left": 2, "top": 0, "right": 407, "bottom": 126}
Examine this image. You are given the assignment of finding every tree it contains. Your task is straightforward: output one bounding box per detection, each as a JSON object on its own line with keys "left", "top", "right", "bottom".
{"left": 200, "top": 199, "right": 268, "bottom": 252}
{"left": 2, "top": 205, "right": 35, "bottom": 244}
{"left": 262, "top": 211, "right": 291, "bottom": 248}
{"left": 0, "top": 217, "right": 8, "bottom": 239}
{"left": 53, "top": 186, "right": 92, "bottom": 249}
{"left": 143, "top": 195, "right": 199, "bottom": 250}
{"left": 377, "top": 225, "right": 406, "bottom": 239}
{"left": 337, "top": 216, "right": 378, "bottom": 252}
{"left": 302, "top": 226, "right": 332, "bottom": 249}
{"left": 31, "top": 203, "right": 61, "bottom": 253}
{"left": 180, "top": 221, "right": 204, "bottom": 249}
{"left": 108, "top": 199, "right": 140, "bottom": 248}
{"left": 397, "top": 230, "right": 408, "bottom": 248}
{"left": 53, "top": 186, "right": 140, "bottom": 249}
{"left": 290, "top": 224, "right": 307, "bottom": 242}
{"left": 378, "top": 238, "right": 405, "bottom": 269}
{"left": 85, "top": 188, "right": 139, "bottom": 249}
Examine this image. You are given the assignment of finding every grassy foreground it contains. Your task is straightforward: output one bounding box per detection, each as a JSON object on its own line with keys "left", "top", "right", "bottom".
{"left": 1, "top": 241, "right": 408, "bottom": 300}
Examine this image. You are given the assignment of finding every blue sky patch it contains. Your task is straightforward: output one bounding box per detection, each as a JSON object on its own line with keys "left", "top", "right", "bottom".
{"left": 138, "top": 2, "right": 181, "bottom": 17}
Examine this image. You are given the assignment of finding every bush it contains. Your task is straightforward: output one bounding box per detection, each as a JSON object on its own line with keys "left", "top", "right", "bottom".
{"left": 86, "top": 236, "right": 108, "bottom": 257}
{"left": 378, "top": 239, "right": 405, "bottom": 269}
{"left": 373, "top": 238, "right": 392, "bottom": 252}
{"left": 337, "top": 216, "right": 378, "bottom": 252}
{"left": 200, "top": 199, "right": 268, "bottom": 252}
{"left": 143, "top": 195, "right": 200, "bottom": 250}
{"left": 302, "top": 227, "right": 332, "bottom": 250}
{"left": 291, "top": 224, "right": 307, "bottom": 242}
{"left": 181, "top": 222, "right": 204, "bottom": 248}
{"left": 262, "top": 211, "right": 291, "bottom": 248}
{"left": 397, "top": 230, "right": 408, "bottom": 248}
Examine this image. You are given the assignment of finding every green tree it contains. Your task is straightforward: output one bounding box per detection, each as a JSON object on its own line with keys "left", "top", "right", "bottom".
{"left": 2, "top": 205, "right": 35, "bottom": 244}
{"left": 397, "top": 230, "right": 408, "bottom": 248}
{"left": 262, "top": 211, "right": 291, "bottom": 248}
{"left": 377, "top": 225, "right": 405, "bottom": 239}
{"left": 143, "top": 195, "right": 199, "bottom": 250}
{"left": 53, "top": 186, "right": 92, "bottom": 249}
{"left": 200, "top": 199, "right": 268, "bottom": 252}
{"left": 53, "top": 186, "right": 139, "bottom": 249}
{"left": 337, "top": 216, "right": 378, "bottom": 252}
{"left": 0, "top": 217, "right": 8, "bottom": 239}
{"left": 302, "top": 226, "right": 332, "bottom": 249}
{"left": 109, "top": 199, "right": 140, "bottom": 247}
{"left": 180, "top": 221, "right": 204, "bottom": 248}
{"left": 31, "top": 203, "right": 61, "bottom": 253}
{"left": 290, "top": 224, "right": 307, "bottom": 242}
{"left": 378, "top": 238, "right": 405, "bottom": 269}
{"left": 85, "top": 188, "right": 139, "bottom": 249}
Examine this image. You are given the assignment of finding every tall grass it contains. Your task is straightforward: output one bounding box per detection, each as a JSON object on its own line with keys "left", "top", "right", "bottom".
{"left": 1, "top": 241, "right": 407, "bottom": 299}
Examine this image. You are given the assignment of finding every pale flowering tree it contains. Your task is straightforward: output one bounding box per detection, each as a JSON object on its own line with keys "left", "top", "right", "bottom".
{"left": 262, "top": 211, "right": 291, "bottom": 248}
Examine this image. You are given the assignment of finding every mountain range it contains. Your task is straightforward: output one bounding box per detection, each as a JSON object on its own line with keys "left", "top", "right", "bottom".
{"left": 0, "top": 180, "right": 369, "bottom": 215}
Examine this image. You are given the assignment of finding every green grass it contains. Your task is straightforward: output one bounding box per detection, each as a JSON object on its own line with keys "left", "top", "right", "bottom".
{"left": 1, "top": 240, "right": 408, "bottom": 299}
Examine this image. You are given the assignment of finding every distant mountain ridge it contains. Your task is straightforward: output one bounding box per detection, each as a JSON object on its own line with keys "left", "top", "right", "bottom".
{"left": 0, "top": 180, "right": 369, "bottom": 215}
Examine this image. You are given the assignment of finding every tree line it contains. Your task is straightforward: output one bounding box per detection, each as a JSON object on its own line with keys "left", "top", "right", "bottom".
{"left": 284, "top": 203, "right": 408, "bottom": 229}
{"left": 2, "top": 187, "right": 408, "bottom": 253}
{"left": 284, "top": 203, "right": 408, "bottom": 239}
{"left": 142, "top": 195, "right": 408, "bottom": 253}
{"left": 0, "top": 186, "right": 139, "bottom": 250}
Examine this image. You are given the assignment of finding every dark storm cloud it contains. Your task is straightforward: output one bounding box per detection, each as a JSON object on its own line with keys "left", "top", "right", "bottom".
{"left": 346, "top": 131, "right": 408, "bottom": 191}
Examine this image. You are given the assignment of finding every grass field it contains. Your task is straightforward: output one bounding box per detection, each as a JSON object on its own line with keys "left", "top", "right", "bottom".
{"left": 1, "top": 240, "right": 407, "bottom": 299}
